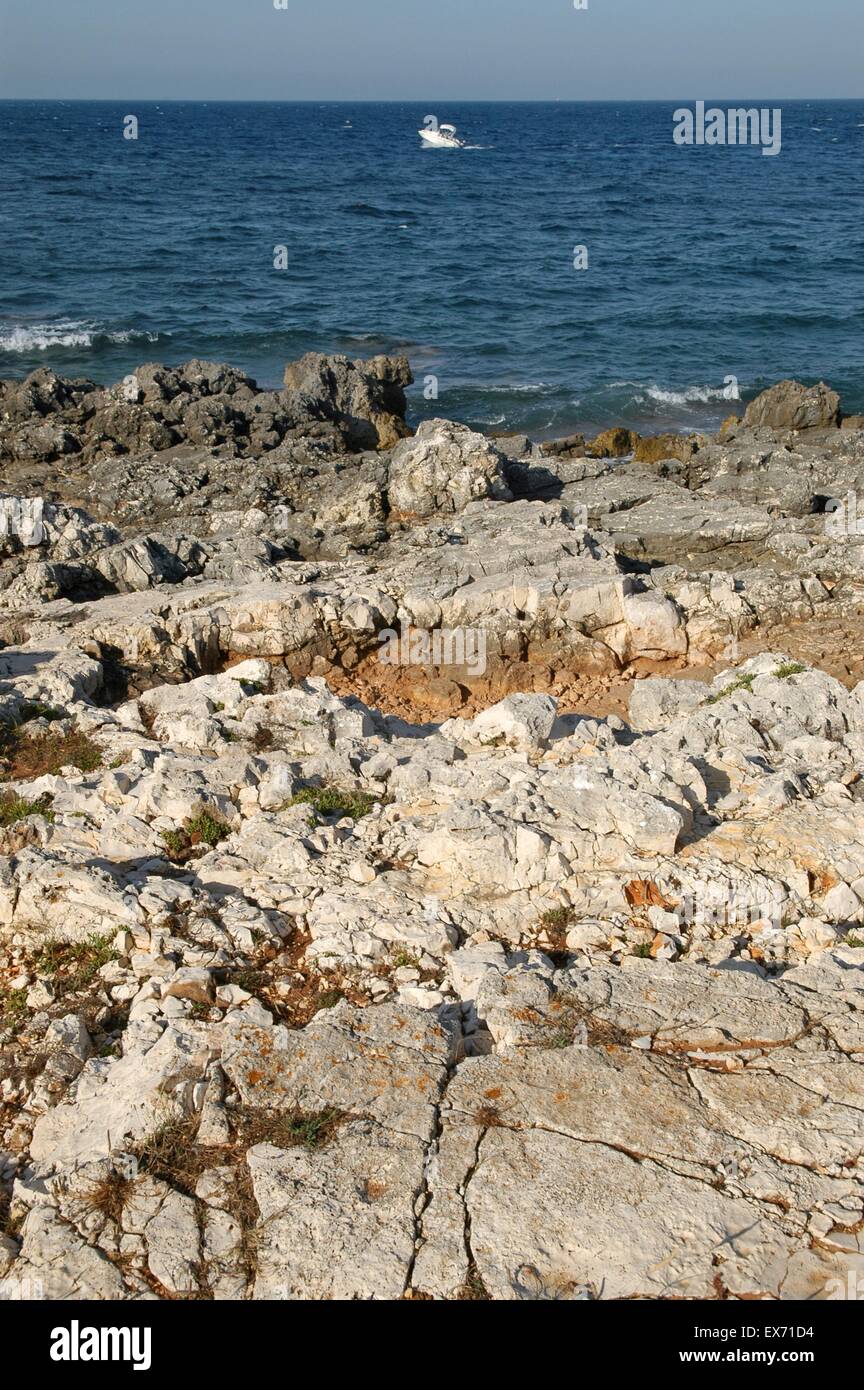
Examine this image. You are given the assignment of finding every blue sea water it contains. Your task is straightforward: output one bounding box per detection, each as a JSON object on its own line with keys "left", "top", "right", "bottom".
{"left": 1, "top": 100, "right": 862, "bottom": 438}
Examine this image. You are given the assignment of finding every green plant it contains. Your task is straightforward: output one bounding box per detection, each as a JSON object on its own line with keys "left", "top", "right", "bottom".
{"left": 161, "top": 828, "right": 187, "bottom": 857}
{"left": 845, "top": 935, "right": 864, "bottom": 949}
{"left": 187, "top": 811, "right": 230, "bottom": 847}
{"left": 0, "top": 987, "right": 28, "bottom": 1033}
{"left": 17, "top": 701, "right": 64, "bottom": 724}
{"left": 289, "top": 786, "right": 382, "bottom": 822}
{"left": 313, "top": 988, "right": 344, "bottom": 1012}
{"left": 538, "top": 907, "right": 576, "bottom": 931}
{"left": 707, "top": 662, "right": 807, "bottom": 707}
{"left": 391, "top": 949, "right": 421, "bottom": 970}
{"left": 707, "top": 673, "right": 756, "bottom": 705}
{"left": 162, "top": 811, "right": 230, "bottom": 860}
{"left": 633, "top": 942, "right": 654, "bottom": 959}
{"left": 35, "top": 933, "right": 119, "bottom": 998}
{"left": 0, "top": 726, "right": 102, "bottom": 780}
{"left": 0, "top": 791, "right": 55, "bottom": 827}
{"left": 232, "top": 1105, "right": 345, "bottom": 1152}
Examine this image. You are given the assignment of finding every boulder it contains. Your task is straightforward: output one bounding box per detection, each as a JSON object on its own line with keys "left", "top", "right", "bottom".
{"left": 587, "top": 427, "right": 638, "bottom": 458}
{"left": 283, "top": 352, "right": 412, "bottom": 450}
{"left": 743, "top": 380, "right": 841, "bottom": 432}
{"left": 387, "top": 419, "right": 512, "bottom": 517}
{"left": 632, "top": 433, "right": 701, "bottom": 466}
{"left": 469, "top": 693, "right": 558, "bottom": 750}
{"left": 539, "top": 433, "right": 587, "bottom": 458}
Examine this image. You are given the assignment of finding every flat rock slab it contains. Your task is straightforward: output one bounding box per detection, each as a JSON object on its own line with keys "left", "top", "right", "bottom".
{"left": 563, "top": 957, "right": 815, "bottom": 1057}
{"left": 248, "top": 1124, "right": 424, "bottom": 1300}
{"left": 412, "top": 1040, "right": 864, "bottom": 1301}
{"left": 221, "top": 1002, "right": 455, "bottom": 1142}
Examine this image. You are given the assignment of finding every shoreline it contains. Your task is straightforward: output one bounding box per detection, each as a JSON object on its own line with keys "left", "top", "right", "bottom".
{"left": 2, "top": 347, "right": 860, "bottom": 449}
{"left": 1, "top": 350, "right": 863, "bottom": 722}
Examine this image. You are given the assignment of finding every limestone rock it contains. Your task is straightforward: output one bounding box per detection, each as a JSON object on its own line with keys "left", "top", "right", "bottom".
{"left": 387, "top": 420, "right": 512, "bottom": 517}
{"left": 743, "top": 380, "right": 841, "bottom": 432}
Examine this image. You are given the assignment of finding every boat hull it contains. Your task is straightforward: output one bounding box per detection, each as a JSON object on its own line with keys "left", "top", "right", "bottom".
{"left": 418, "top": 130, "right": 465, "bottom": 149}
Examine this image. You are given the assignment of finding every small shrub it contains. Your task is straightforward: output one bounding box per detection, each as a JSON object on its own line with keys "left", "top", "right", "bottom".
{"left": 532, "top": 906, "right": 576, "bottom": 963}
{"left": 0, "top": 791, "right": 54, "bottom": 827}
{"left": 17, "top": 701, "right": 64, "bottom": 724}
{"left": 774, "top": 661, "right": 807, "bottom": 680}
{"left": 161, "top": 828, "right": 188, "bottom": 858}
{"left": 539, "top": 907, "right": 575, "bottom": 931}
{"left": 161, "top": 811, "right": 230, "bottom": 861}
{"left": 289, "top": 786, "right": 382, "bottom": 822}
{"left": 232, "top": 1105, "right": 345, "bottom": 1152}
{"left": 391, "top": 949, "right": 421, "bottom": 971}
{"left": 707, "top": 674, "right": 756, "bottom": 705}
{"left": 0, "top": 987, "right": 29, "bottom": 1033}
{"left": 187, "top": 812, "right": 229, "bottom": 847}
{"left": 314, "top": 988, "right": 344, "bottom": 1012}
{"left": 0, "top": 727, "right": 102, "bottom": 780}
{"left": 35, "top": 933, "right": 119, "bottom": 998}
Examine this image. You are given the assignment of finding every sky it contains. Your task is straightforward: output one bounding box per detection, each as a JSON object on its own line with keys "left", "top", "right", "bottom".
{"left": 1, "top": 0, "right": 862, "bottom": 101}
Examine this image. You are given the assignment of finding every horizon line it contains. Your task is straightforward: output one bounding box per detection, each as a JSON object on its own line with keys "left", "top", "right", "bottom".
{"left": 1, "top": 96, "right": 862, "bottom": 104}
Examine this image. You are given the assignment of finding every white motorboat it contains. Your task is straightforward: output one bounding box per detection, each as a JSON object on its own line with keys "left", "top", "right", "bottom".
{"left": 419, "top": 123, "right": 466, "bottom": 149}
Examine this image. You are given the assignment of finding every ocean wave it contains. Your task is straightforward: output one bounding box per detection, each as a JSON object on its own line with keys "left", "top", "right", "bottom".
{"left": 645, "top": 381, "right": 740, "bottom": 405}
{"left": 0, "top": 321, "right": 164, "bottom": 354}
{"left": 479, "top": 382, "right": 555, "bottom": 396}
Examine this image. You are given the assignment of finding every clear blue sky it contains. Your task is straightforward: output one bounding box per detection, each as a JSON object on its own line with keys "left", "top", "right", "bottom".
{"left": 1, "top": 0, "right": 861, "bottom": 100}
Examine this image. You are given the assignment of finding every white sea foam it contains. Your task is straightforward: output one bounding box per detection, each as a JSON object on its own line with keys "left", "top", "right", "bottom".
{"left": 482, "top": 382, "right": 554, "bottom": 396}
{"left": 645, "top": 381, "right": 740, "bottom": 406}
{"left": 0, "top": 321, "right": 161, "bottom": 353}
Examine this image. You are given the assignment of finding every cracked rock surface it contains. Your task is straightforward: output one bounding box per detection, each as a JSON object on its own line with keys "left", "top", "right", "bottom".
{"left": 1, "top": 365, "right": 864, "bottom": 1300}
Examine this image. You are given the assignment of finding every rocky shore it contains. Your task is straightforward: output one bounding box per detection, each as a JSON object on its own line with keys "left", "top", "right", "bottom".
{"left": 1, "top": 353, "right": 863, "bottom": 1301}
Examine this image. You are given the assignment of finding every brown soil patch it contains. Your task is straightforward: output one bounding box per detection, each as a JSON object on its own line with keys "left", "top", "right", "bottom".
{"left": 322, "top": 649, "right": 695, "bottom": 723}
{"left": 322, "top": 606, "right": 864, "bottom": 722}
{"left": 733, "top": 610, "right": 864, "bottom": 690}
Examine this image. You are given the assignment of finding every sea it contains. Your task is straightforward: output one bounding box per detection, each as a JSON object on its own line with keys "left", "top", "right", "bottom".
{"left": 2, "top": 99, "right": 862, "bottom": 439}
